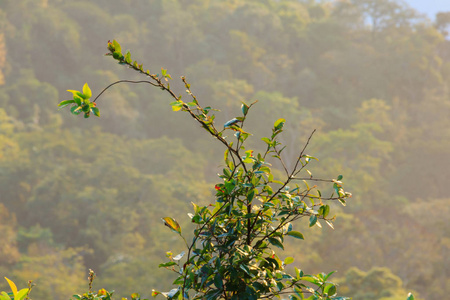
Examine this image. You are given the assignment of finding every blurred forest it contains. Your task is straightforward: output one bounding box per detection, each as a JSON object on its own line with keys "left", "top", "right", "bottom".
{"left": 0, "top": 0, "right": 449, "bottom": 299}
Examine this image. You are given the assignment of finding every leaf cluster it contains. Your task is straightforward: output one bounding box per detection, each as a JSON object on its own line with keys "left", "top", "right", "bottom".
{"left": 58, "top": 83, "right": 99, "bottom": 118}
{"left": 0, "top": 278, "right": 33, "bottom": 300}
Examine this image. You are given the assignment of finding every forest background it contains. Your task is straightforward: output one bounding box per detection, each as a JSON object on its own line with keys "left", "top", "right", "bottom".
{"left": 0, "top": 0, "right": 449, "bottom": 299}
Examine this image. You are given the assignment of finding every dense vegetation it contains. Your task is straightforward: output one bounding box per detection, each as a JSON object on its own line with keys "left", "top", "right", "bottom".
{"left": 58, "top": 38, "right": 354, "bottom": 299}
{"left": 0, "top": 0, "right": 449, "bottom": 299}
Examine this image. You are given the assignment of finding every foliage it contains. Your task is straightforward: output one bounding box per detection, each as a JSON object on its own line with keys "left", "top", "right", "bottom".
{"left": 0, "top": 277, "right": 32, "bottom": 300}
{"left": 59, "top": 40, "right": 353, "bottom": 299}
{"left": 337, "top": 267, "right": 418, "bottom": 300}
{"left": 11, "top": 247, "right": 86, "bottom": 300}
{"left": 58, "top": 83, "right": 98, "bottom": 118}
{"left": 0, "top": 0, "right": 448, "bottom": 299}
{"left": 0, "top": 204, "right": 20, "bottom": 266}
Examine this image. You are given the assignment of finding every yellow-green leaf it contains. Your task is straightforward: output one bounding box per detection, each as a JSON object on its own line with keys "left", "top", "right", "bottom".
{"left": 15, "top": 289, "right": 29, "bottom": 300}
{"left": 286, "top": 231, "right": 304, "bottom": 239}
{"left": 162, "top": 217, "right": 181, "bottom": 234}
{"left": 112, "top": 40, "right": 121, "bottom": 54}
{"left": 0, "top": 291, "right": 12, "bottom": 300}
{"left": 58, "top": 100, "right": 75, "bottom": 108}
{"left": 92, "top": 107, "right": 100, "bottom": 117}
{"left": 83, "top": 83, "right": 92, "bottom": 98}
{"left": 407, "top": 293, "right": 415, "bottom": 300}
{"left": 67, "top": 89, "right": 85, "bottom": 99}
{"left": 284, "top": 257, "right": 294, "bottom": 265}
{"left": 4, "top": 277, "right": 17, "bottom": 297}
{"left": 274, "top": 118, "right": 286, "bottom": 130}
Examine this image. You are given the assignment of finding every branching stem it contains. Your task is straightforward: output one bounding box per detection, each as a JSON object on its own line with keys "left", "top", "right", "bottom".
{"left": 92, "top": 80, "right": 158, "bottom": 102}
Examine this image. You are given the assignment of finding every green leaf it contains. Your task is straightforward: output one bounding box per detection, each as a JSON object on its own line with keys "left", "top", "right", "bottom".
{"left": 239, "top": 264, "right": 252, "bottom": 276}
{"left": 407, "top": 293, "right": 415, "bottom": 300}
{"left": 170, "top": 101, "right": 184, "bottom": 112}
{"left": 112, "top": 40, "right": 121, "bottom": 54}
{"left": 224, "top": 118, "right": 240, "bottom": 128}
{"left": 243, "top": 156, "right": 253, "bottom": 164}
{"left": 214, "top": 273, "right": 223, "bottom": 289}
{"left": 268, "top": 237, "right": 284, "bottom": 250}
{"left": 113, "top": 51, "right": 122, "bottom": 60}
{"left": 91, "top": 107, "right": 100, "bottom": 117}
{"left": 241, "top": 103, "right": 249, "bottom": 115}
{"left": 309, "top": 215, "right": 318, "bottom": 227}
{"left": 293, "top": 285, "right": 303, "bottom": 298}
{"left": 284, "top": 257, "right": 294, "bottom": 265}
{"left": 159, "top": 261, "right": 177, "bottom": 268}
{"left": 15, "top": 289, "right": 29, "bottom": 300}
{"left": 73, "top": 94, "right": 83, "bottom": 106}
{"left": 286, "top": 231, "right": 304, "bottom": 239}
{"left": 247, "top": 188, "right": 255, "bottom": 202}
{"left": 224, "top": 149, "right": 229, "bottom": 164}
{"left": 125, "top": 51, "right": 132, "bottom": 64}
{"left": 82, "top": 83, "right": 92, "bottom": 98}
{"left": 324, "top": 270, "right": 336, "bottom": 281}
{"left": 299, "top": 276, "right": 318, "bottom": 284}
{"left": 326, "top": 284, "right": 336, "bottom": 296}
{"left": 274, "top": 118, "right": 286, "bottom": 130}
{"left": 0, "top": 292, "right": 11, "bottom": 300}
{"left": 67, "top": 89, "right": 85, "bottom": 99}
{"left": 162, "top": 217, "right": 182, "bottom": 234}
{"left": 261, "top": 137, "right": 271, "bottom": 145}
{"left": 58, "top": 100, "right": 75, "bottom": 108}
{"left": 287, "top": 223, "right": 293, "bottom": 232}
{"left": 70, "top": 106, "right": 82, "bottom": 115}
{"left": 323, "top": 205, "right": 330, "bottom": 218}
{"left": 82, "top": 105, "right": 90, "bottom": 113}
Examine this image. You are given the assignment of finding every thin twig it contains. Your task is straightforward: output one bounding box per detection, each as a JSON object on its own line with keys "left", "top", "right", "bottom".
{"left": 290, "top": 129, "right": 316, "bottom": 177}
{"left": 93, "top": 80, "right": 158, "bottom": 102}
{"left": 274, "top": 144, "right": 290, "bottom": 177}
{"left": 291, "top": 177, "right": 334, "bottom": 182}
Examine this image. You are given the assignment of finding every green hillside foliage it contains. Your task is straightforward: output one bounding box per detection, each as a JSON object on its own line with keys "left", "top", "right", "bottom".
{"left": 338, "top": 267, "right": 414, "bottom": 300}
{"left": 0, "top": 0, "right": 449, "bottom": 299}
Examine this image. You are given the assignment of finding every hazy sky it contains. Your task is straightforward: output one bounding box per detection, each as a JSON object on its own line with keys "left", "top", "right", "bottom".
{"left": 404, "top": 0, "right": 450, "bottom": 19}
